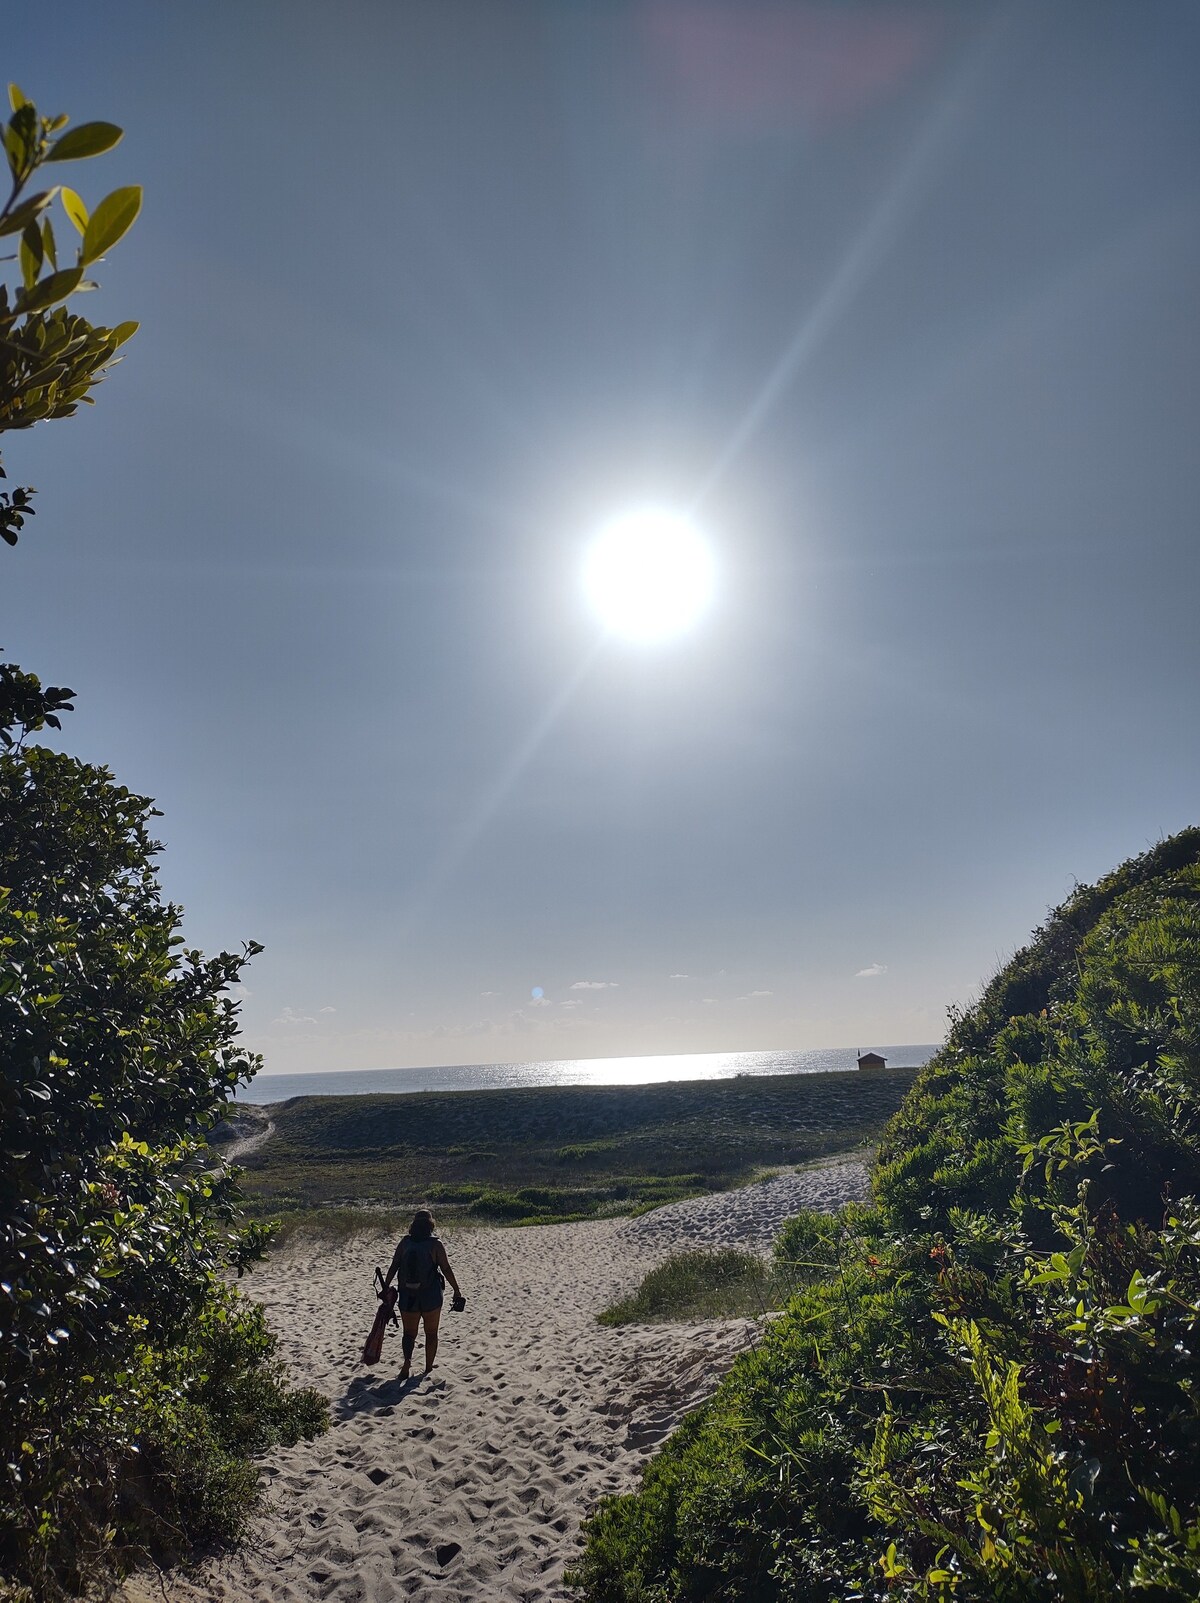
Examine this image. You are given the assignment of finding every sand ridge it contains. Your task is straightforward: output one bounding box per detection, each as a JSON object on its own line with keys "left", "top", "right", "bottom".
{"left": 146, "top": 1160, "right": 867, "bottom": 1603}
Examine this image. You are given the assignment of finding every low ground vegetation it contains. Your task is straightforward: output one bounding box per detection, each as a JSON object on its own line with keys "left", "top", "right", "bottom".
{"left": 571, "top": 830, "right": 1200, "bottom": 1603}
{"left": 599, "top": 1249, "right": 775, "bottom": 1325}
{"left": 599, "top": 1205, "right": 860, "bottom": 1325}
{"left": 236, "top": 1070, "right": 917, "bottom": 1227}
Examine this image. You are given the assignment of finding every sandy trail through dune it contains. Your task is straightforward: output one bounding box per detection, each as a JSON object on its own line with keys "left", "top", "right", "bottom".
{"left": 151, "top": 1158, "right": 867, "bottom": 1603}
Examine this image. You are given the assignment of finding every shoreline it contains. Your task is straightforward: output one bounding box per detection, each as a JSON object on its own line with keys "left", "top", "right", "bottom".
{"left": 236, "top": 1048, "right": 936, "bottom": 1104}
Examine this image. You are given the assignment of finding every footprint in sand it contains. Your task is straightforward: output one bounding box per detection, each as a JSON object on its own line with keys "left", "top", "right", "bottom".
{"left": 148, "top": 1174, "right": 868, "bottom": 1603}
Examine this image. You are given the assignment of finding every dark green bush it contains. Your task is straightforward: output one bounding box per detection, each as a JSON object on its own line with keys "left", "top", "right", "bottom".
{"left": 0, "top": 92, "right": 326, "bottom": 1600}
{"left": 125, "top": 1289, "right": 329, "bottom": 1555}
{"left": 0, "top": 667, "right": 328, "bottom": 1598}
{"left": 572, "top": 832, "right": 1200, "bottom": 1602}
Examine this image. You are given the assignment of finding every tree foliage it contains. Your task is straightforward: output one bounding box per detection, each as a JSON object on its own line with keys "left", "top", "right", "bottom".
{"left": 0, "top": 84, "right": 328, "bottom": 1602}
{"left": 0, "top": 664, "right": 328, "bottom": 1598}
{"left": 572, "top": 831, "right": 1200, "bottom": 1602}
{"left": 0, "top": 84, "right": 141, "bottom": 547}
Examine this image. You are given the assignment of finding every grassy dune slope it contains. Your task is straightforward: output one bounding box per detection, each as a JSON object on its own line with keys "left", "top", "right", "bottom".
{"left": 236, "top": 1069, "right": 918, "bottom": 1225}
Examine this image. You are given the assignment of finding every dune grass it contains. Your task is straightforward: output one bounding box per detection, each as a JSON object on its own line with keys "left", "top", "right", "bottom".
{"left": 235, "top": 1069, "right": 917, "bottom": 1229}
{"left": 598, "top": 1249, "right": 777, "bottom": 1324}
{"left": 598, "top": 1203, "right": 851, "bottom": 1323}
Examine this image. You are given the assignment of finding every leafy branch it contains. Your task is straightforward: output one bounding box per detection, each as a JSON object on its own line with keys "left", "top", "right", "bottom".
{"left": 0, "top": 84, "right": 142, "bottom": 547}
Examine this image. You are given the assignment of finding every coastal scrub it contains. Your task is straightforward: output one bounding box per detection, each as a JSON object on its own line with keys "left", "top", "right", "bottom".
{"left": 572, "top": 830, "right": 1200, "bottom": 1602}
{"left": 0, "top": 665, "right": 328, "bottom": 1598}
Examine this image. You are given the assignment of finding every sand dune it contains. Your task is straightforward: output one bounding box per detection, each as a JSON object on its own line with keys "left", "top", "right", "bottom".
{"left": 140, "top": 1158, "right": 866, "bottom": 1603}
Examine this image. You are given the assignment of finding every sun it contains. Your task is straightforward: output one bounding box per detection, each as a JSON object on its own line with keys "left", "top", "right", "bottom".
{"left": 583, "top": 508, "right": 715, "bottom": 642}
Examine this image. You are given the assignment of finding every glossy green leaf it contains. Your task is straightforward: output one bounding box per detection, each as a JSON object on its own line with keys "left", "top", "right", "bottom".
{"left": 46, "top": 121, "right": 123, "bottom": 163}
{"left": 79, "top": 185, "right": 141, "bottom": 266}
{"left": 5, "top": 103, "right": 36, "bottom": 179}
{"left": 40, "top": 216, "right": 57, "bottom": 271}
{"left": 0, "top": 189, "right": 58, "bottom": 238}
{"left": 19, "top": 223, "right": 42, "bottom": 291}
{"left": 13, "top": 266, "right": 83, "bottom": 315}
{"left": 111, "top": 320, "right": 139, "bottom": 347}
{"left": 60, "top": 187, "right": 88, "bottom": 235}
{"left": 4, "top": 121, "right": 26, "bottom": 179}
{"left": 8, "top": 84, "right": 27, "bottom": 112}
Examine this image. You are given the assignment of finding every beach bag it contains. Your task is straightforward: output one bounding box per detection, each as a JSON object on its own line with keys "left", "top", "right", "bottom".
{"left": 361, "top": 1266, "right": 398, "bottom": 1365}
{"left": 400, "top": 1237, "right": 443, "bottom": 1296}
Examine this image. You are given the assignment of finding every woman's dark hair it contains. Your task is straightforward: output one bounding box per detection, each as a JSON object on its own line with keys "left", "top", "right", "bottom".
{"left": 409, "top": 1209, "right": 435, "bottom": 1239}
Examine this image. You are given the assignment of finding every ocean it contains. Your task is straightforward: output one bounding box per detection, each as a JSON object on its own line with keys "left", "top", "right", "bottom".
{"left": 237, "top": 1044, "right": 939, "bottom": 1104}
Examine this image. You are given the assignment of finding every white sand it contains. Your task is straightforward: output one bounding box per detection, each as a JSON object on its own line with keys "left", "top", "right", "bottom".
{"left": 142, "top": 1158, "right": 867, "bottom": 1603}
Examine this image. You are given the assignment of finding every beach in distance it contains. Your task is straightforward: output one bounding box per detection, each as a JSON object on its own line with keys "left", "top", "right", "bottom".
{"left": 239, "top": 1044, "right": 939, "bottom": 1103}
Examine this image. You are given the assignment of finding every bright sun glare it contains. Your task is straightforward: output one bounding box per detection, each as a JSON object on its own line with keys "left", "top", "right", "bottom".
{"left": 583, "top": 508, "right": 715, "bottom": 642}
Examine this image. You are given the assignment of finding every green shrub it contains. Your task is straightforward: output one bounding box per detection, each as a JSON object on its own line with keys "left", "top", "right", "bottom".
{"left": 0, "top": 666, "right": 328, "bottom": 1599}
{"left": 124, "top": 1288, "right": 329, "bottom": 1556}
{"left": 0, "top": 92, "right": 326, "bottom": 1600}
{"left": 558, "top": 1139, "right": 619, "bottom": 1162}
{"left": 572, "top": 831, "right": 1200, "bottom": 1603}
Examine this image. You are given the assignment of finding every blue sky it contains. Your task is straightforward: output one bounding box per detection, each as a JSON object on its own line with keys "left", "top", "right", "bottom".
{"left": 7, "top": 3, "right": 1199, "bottom": 1074}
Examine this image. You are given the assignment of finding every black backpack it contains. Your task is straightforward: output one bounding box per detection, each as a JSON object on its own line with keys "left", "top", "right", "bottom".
{"left": 400, "top": 1236, "right": 441, "bottom": 1294}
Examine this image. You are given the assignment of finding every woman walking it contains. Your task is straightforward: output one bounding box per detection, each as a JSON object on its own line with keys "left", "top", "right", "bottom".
{"left": 384, "top": 1210, "right": 464, "bottom": 1379}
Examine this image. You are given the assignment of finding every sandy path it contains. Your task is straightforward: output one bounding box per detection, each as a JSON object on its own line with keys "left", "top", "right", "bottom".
{"left": 147, "top": 1159, "right": 867, "bottom": 1603}
{"left": 210, "top": 1107, "right": 276, "bottom": 1166}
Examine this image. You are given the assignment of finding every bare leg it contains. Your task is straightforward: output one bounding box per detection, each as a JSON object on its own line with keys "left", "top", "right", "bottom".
{"left": 399, "top": 1310, "right": 420, "bottom": 1378}
{"left": 422, "top": 1308, "right": 442, "bottom": 1373}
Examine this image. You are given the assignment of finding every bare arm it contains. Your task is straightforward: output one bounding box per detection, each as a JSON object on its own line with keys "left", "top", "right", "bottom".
{"left": 435, "top": 1240, "right": 461, "bottom": 1296}
{"left": 383, "top": 1238, "right": 407, "bottom": 1288}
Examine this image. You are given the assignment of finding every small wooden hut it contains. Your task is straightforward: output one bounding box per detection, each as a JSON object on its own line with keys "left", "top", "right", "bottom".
{"left": 856, "top": 1051, "right": 887, "bottom": 1071}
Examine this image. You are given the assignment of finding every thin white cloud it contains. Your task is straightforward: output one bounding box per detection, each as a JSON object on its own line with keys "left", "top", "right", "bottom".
{"left": 479, "top": 990, "right": 500, "bottom": 998}
{"left": 737, "top": 989, "right": 774, "bottom": 1000}
{"left": 319, "top": 1006, "right": 336, "bottom": 1015}
{"left": 561, "top": 998, "right": 583, "bottom": 1008}
{"left": 855, "top": 963, "right": 888, "bottom": 979}
{"left": 570, "top": 980, "right": 618, "bottom": 990}
{"left": 669, "top": 973, "right": 691, "bottom": 980}
{"left": 272, "top": 1006, "right": 317, "bottom": 1027}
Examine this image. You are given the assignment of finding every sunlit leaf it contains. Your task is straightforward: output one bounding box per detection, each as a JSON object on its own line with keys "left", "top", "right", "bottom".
{"left": 79, "top": 185, "right": 141, "bottom": 266}
{"left": 60, "top": 187, "right": 88, "bottom": 235}
{"left": 46, "top": 121, "right": 123, "bottom": 163}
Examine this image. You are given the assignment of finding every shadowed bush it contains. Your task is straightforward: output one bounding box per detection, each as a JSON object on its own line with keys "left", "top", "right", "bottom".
{"left": 0, "top": 662, "right": 329, "bottom": 1600}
